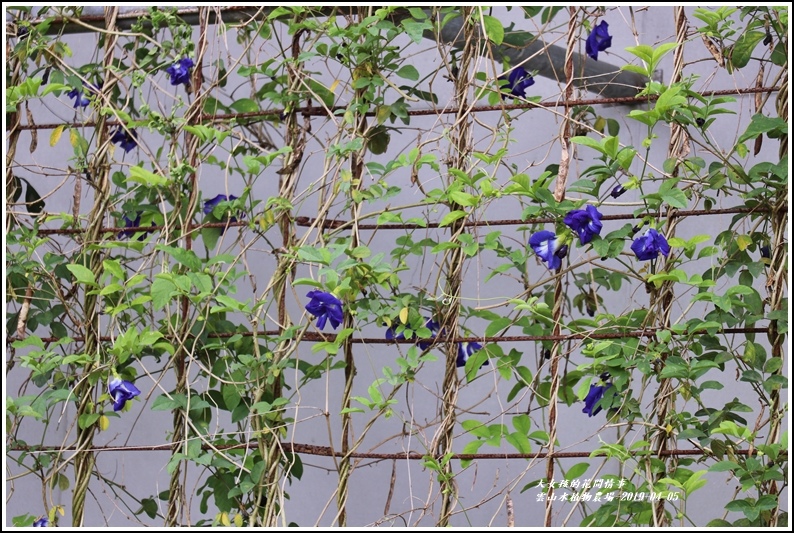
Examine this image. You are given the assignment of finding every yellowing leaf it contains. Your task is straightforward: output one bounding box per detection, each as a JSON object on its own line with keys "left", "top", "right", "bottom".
{"left": 69, "top": 128, "right": 79, "bottom": 148}
{"left": 50, "top": 125, "right": 65, "bottom": 147}
{"left": 220, "top": 512, "right": 230, "bottom": 527}
{"left": 399, "top": 307, "right": 409, "bottom": 324}
{"left": 736, "top": 234, "right": 752, "bottom": 251}
{"left": 99, "top": 415, "right": 110, "bottom": 431}
{"left": 234, "top": 514, "right": 243, "bottom": 527}
{"left": 330, "top": 79, "right": 340, "bottom": 93}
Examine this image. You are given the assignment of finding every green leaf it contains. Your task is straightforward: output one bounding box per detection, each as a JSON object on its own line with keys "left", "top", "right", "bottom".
{"left": 152, "top": 394, "right": 186, "bottom": 411}
{"left": 229, "top": 98, "right": 260, "bottom": 114}
{"left": 481, "top": 15, "right": 504, "bottom": 45}
{"left": 395, "top": 65, "right": 419, "bottom": 81}
{"left": 78, "top": 413, "right": 100, "bottom": 429}
{"left": 729, "top": 31, "right": 765, "bottom": 69}
{"left": 156, "top": 244, "right": 202, "bottom": 271}
{"left": 565, "top": 462, "right": 590, "bottom": 481}
{"left": 306, "top": 78, "right": 335, "bottom": 109}
{"left": 709, "top": 460, "right": 738, "bottom": 472}
{"left": 448, "top": 190, "right": 477, "bottom": 207}
{"left": 401, "top": 19, "right": 432, "bottom": 44}
{"left": 66, "top": 264, "right": 97, "bottom": 286}
{"left": 439, "top": 210, "right": 467, "bottom": 227}
{"left": 129, "top": 166, "right": 169, "bottom": 187}
{"left": 659, "top": 187, "right": 688, "bottom": 209}
{"left": 151, "top": 276, "right": 177, "bottom": 310}
{"left": 737, "top": 114, "right": 788, "bottom": 144}
{"left": 485, "top": 317, "right": 511, "bottom": 338}
{"left": 201, "top": 224, "right": 222, "bottom": 251}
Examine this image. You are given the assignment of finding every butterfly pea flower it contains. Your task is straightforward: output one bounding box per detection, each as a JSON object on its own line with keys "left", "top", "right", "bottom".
{"left": 33, "top": 518, "right": 48, "bottom": 527}
{"left": 564, "top": 205, "right": 603, "bottom": 245}
{"left": 582, "top": 372, "right": 612, "bottom": 417}
{"left": 456, "top": 341, "right": 489, "bottom": 368}
{"left": 119, "top": 212, "right": 156, "bottom": 241}
{"left": 386, "top": 317, "right": 440, "bottom": 350}
{"left": 529, "top": 230, "right": 568, "bottom": 271}
{"left": 109, "top": 377, "right": 141, "bottom": 412}
{"left": 499, "top": 66, "right": 535, "bottom": 99}
{"left": 305, "top": 290, "right": 344, "bottom": 331}
{"left": 611, "top": 184, "right": 627, "bottom": 198}
{"left": 67, "top": 81, "right": 102, "bottom": 108}
{"left": 631, "top": 228, "right": 670, "bottom": 261}
{"left": 166, "top": 57, "right": 194, "bottom": 87}
{"left": 110, "top": 127, "right": 137, "bottom": 153}
{"left": 203, "top": 194, "right": 241, "bottom": 235}
{"left": 586, "top": 21, "right": 612, "bottom": 61}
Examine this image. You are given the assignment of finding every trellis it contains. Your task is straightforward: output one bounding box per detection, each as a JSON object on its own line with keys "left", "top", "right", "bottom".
{"left": 5, "top": 6, "right": 788, "bottom": 528}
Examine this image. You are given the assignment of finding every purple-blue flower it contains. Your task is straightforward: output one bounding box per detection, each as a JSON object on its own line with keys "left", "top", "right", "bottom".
{"left": 386, "top": 317, "right": 440, "bottom": 350}
{"left": 67, "top": 87, "right": 90, "bottom": 108}
{"left": 66, "top": 81, "right": 101, "bottom": 108}
{"left": 586, "top": 21, "right": 612, "bottom": 61}
{"left": 611, "top": 184, "right": 626, "bottom": 198}
{"left": 457, "top": 341, "right": 488, "bottom": 368}
{"left": 305, "top": 290, "right": 344, "bottom": 330}
{"left": 203, "top": 194, "right": 239, "bottom": 215}
{"left": 529, "top": 230, "right": 568, "bottom": 271}
{"left": 110, "top": 128, "right": 137, "bottom": 153}
{"left": 582, "top": 373, "right": 613, "bottom": 417}
{"left": 166, "top": 57, "right": 194, "bottom": 87}
{"left": 203, "top": 194, "right": 241, "bottom": 234}
{"left": 500, "top": 66, "right": 535, "bottom": 98}
{"left": 631, "top": 228, "right": 670, "bottom": 261}
{"left": 109, "top": 377, "right": 141, "bottom": 412}
{"left": 119, "top": 212, "right": 155, "bottom": 241}
{"left": 33, "top": 518, "right": 48, "bottom": 527}
{"left": 564, "top": 205, "right": 603, "bottom": 245}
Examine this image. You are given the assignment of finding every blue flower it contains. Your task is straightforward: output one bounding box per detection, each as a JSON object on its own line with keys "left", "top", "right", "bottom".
{"left": 582, "top": 373, "right": 613, "bottom": 417}
{"left": 109, "top": 377, "right": 141, "bottom": 412}
{"left": 457, "top": 341, "right": 488, "bottom": 368}
{"left": 110, "top": 127, "right": 137, "bottom": 153}
{"left": 119, "top": 212, "right": 155, "bottom": 241}
{"left": 586, "top": 21, "right": 612, "bottom": 61}
{"left": 203, "top": 194, "right": 239, "bottom": 215}
{"left": 33, "top": 518, "right": 48, "bottom": 527}
{"left": 500, "top": 66, "right": 535, "bottom": 98}
{"left": 386, "top": 317, "right": 440, "bottom": 350}
{"left": 203, "top": 194, "right": 241, "bottom": 234}
{"left": 611, "top": 184, "right": 626, "bottom": 198}
{"left": 305, "top": 290, "right": 344, "bottom": 330}
{"left": 66, "top": 81, "right": 101, "bottom": 108}
{"left": 631, "top": 228, "right": 670, "bottom": 261}
{"left": 166, "top": 57, "right": 194, "bottom": 86}
{"left": 529, "top": 230, "right": 568, "bottom": 271}
{"left": 564, "top": 205, "right": 603, "bottom": 245}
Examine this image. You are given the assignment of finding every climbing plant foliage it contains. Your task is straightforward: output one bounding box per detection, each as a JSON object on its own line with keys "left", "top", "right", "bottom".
{"left": 5, "top": 5, "right": 789, "bottom": 527}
